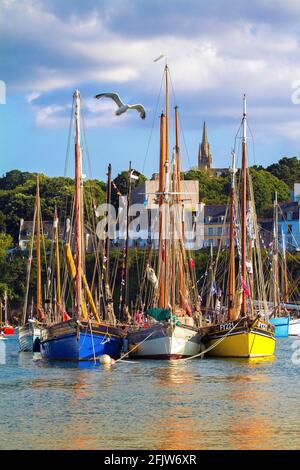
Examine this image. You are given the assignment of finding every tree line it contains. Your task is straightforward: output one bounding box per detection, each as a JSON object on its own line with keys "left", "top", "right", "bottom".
{"left": 0, "top": 156, "right": 299, "bottom": 311}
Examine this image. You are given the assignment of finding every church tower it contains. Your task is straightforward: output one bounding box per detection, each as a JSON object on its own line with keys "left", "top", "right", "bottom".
{"left": 198, "top": 121, "right": 212, "bottom": 171}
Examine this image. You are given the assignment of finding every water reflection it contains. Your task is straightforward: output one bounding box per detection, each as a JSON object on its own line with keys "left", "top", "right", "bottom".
{"left": 1, "top": 341, "right": 300, "bottom": 450}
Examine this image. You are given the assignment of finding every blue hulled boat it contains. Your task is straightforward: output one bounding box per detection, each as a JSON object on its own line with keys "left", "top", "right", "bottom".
{"left": 40, "top": 90, "right": 127, "bottom": 362}
{"left": 40, "top": 320, "right": 125, "bottom": 361}
{"left": 269, "top": 316, "right": 290, "bottom": 338}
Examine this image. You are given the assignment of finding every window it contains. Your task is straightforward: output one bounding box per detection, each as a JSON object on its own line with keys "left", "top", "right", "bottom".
{"left": 217, "top": 227, "right": 222, "bottom": 236}
{"left": 208, "top": 227, "right": 214, "bottom": 236}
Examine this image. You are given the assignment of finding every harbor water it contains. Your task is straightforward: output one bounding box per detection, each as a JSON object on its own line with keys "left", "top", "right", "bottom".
{"left": 0, "top": 335, "right": 300, "bottom": 450}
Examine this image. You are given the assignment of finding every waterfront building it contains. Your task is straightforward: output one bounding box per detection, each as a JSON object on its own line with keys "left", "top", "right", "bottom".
{"left": 278, "top": 183, "right": 300, "bottom": 251}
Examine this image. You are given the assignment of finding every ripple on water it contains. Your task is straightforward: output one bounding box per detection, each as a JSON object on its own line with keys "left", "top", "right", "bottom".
{"left": 0, "top": 336, "right": 300, "bottom": 449}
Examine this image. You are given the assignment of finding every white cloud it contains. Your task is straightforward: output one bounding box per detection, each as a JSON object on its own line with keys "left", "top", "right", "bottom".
{"left": 25, "top": 91, "right": 41, "bottom": 103}
{"left": 1, "top": 0, "right": 300, "bottom": 145}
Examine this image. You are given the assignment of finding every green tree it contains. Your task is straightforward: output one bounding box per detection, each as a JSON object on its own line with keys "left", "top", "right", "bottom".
{"left": 249, "top": 168, "right": 290, "bottom": 213}
{"left": 111, "top": 169, "right": 147, "bottom": 207}
{"left": 0, "top": 232, "right": 13, "bottom": 298}
{"left": 267, "top": 157, "right": 300, "bottom": 188}
{"left": 184, "top": 169, "right": 230, "bottom": 204}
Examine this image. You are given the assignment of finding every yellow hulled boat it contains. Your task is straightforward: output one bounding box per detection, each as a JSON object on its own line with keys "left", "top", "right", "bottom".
{"left": 204, "top": 317, "right": 275, "bottom": 358}
{"left": 201, "top": 95, "right": 276, "bottom": 359}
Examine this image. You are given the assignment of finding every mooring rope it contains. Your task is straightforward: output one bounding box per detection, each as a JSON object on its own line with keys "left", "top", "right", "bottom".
{"left": 115, "top": 330, "right": 155, "bottom": 363}
{"left": 177, "top": 317, "right": 245, "bottom": 362}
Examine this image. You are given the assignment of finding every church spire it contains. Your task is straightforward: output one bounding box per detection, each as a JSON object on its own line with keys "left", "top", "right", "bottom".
{"left": 202, "top": 121, "right": 208, "bottom": 152}
{"left": 198, "top": 121, "right": 212, "bottom": 171}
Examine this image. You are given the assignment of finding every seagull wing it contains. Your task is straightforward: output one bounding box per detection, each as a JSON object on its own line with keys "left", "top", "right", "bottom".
{"left": 129, "top": 104, "right": 146, "bottom": 119}
{"left": 94, "top": 92, "right": 124, "bottom": 108}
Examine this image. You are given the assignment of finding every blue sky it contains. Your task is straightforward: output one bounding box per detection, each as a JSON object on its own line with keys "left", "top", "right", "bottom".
{"left": 0, "top": 0, "right": 300, "bottom": 181}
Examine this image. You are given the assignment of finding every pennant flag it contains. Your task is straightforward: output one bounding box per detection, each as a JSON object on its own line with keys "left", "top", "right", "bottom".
{"left": 63, "top": 311, "right": 71, "bottom": 321}
{"left": 241, "top": 276, "right": 250, "bottom": 297}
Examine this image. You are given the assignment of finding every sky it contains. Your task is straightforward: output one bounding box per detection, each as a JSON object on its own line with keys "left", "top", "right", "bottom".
{"left": 0, "top": 0, "right": 300, "bottom": 181}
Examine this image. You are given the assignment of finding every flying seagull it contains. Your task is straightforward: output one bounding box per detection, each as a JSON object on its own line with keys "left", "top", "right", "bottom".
{"left": 94, "top": 92, "right": 146, "bottom": 119}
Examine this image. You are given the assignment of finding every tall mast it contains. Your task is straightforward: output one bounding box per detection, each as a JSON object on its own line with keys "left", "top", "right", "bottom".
{"left": 273, "top": 192, "right": 281, "bottom": 315}
{"left": 171, "top": 149, "right": 176, "bottom": 313}
{"left": 105, "top": 163, "right": 112, "bottom": 289}
{"left": 74, "top": 89, "right": 83, "bottom": 319}
{"left": 124, "top": 161, "right": 132, "bottom": 315}
{"left": 164, "top": 64, "right": 170, "bottom": 309}
{"left": 175, "top": 106, "right": 186, "bottom": 304}
{"left": 241, "top": 94, "right": 248, "bottom": 317}
{"left": 4, "top": 290, "right": 8, "bottom": 325}
{"left": 36, "top": 174, "right": 42, "bottom": 317}
{"left": 282, "top": 230, "right": 289, "bottom": 303}
{"left": 175, "top": 106, "right": 181, "bottom": 196}
{"left": 165, "top": 64, "right": 169, "bottom": 166}
{"left": 54, "top": 206, "right": 61, "bottom": 316}
{"left": 158, "top": 113, "right": 166, "bottom": 308}
{"left": 228, "top": 151, "right": 236, "bottom": 320}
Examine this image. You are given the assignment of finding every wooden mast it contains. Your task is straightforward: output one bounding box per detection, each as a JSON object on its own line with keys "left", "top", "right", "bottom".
{"left": 164, "top": 64, "right": 169, "bottom": 310}
{"left": 158, "top": 113, "right": 166, "bottom": 308}
{"left": 175, "top": 106, "right": 186, "bottom": 305}
{"left": 124, "top": 161, "right": 132, "bottom": 318}
{"left": 282, "top": 231, "right": 289, "bottom": 303}
{"left": 74, "top": 89, "right": 83, "bottom": 320}
{"left": 36, "top": 174, "right": 43, "bottom": 319}
{"left": 241, "top": 94, "right": 248, "bottom": 317}
{"left": 54, "top": 206, "right": 62, "bottom": 319}
{"left": 165, "top": 64, "right": 169, "bottom": 169}
{"left": 228, "top": 151, "right": 236, "bottom": 320}
{"left": 273, "top": 192, "right": 281, "bottom": 315}
{"left": 105, "top": 163, "right": 112, "bottom": 289}
{"left": 171, "top": 149, "right": 176, "bottom": 314}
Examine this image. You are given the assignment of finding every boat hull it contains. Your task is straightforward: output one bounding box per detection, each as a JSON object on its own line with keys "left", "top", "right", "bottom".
{"left": 40, "top": 320, "right": 124, "bottom": 361}
{"left": 127, "top": 322, "right": 203, "bottom": 359}
{"left": 19, "top": 324, "right": 41, "bottom": 352}
{"left": 269, "top": 316, "right": 290, "bottom": 338}
{"left": 288, "top": 318, "right": 300, "bottom": 336}
{"left": 205, "top": 317, "right": 276, "bottom": 358}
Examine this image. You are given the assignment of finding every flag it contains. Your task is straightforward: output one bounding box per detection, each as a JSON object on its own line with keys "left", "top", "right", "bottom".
{"left": 211, "top": 282, "right": 217, "bottom": 295}
{"left": 246, "top": 261, "right": 253, "bottom": 274}
{"left": 63, "top": 311, "right": 71, "bottom": 321}
{"left": 189, "top": 258, "right": 195, "bottom": 269}
{"left": 130, "top": 171, "right": 139, "bottom": 181}
{"left": 66, "top": 218, "right": 71, "bottom": 233}
{"left": 241, "top": 276, "right": 250, "bottom": 297}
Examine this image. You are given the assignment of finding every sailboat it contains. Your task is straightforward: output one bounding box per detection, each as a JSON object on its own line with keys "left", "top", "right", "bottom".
{"left": 40, "top": 90, "right": 127, "bottom": 361}
{"left": 268, "top": 199, "right": 300, "bottom": 336}
{"left": 127, "top": 65, "right": 204, "bottom": 359}
{"left": 19, "top": 175, "right": 44, "bottom": 352}
{"left": 205, "top": 95, "right": 276, "bottom": 358}
{"left": 269, "top": 194, "right": 290, "bottom": 337}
